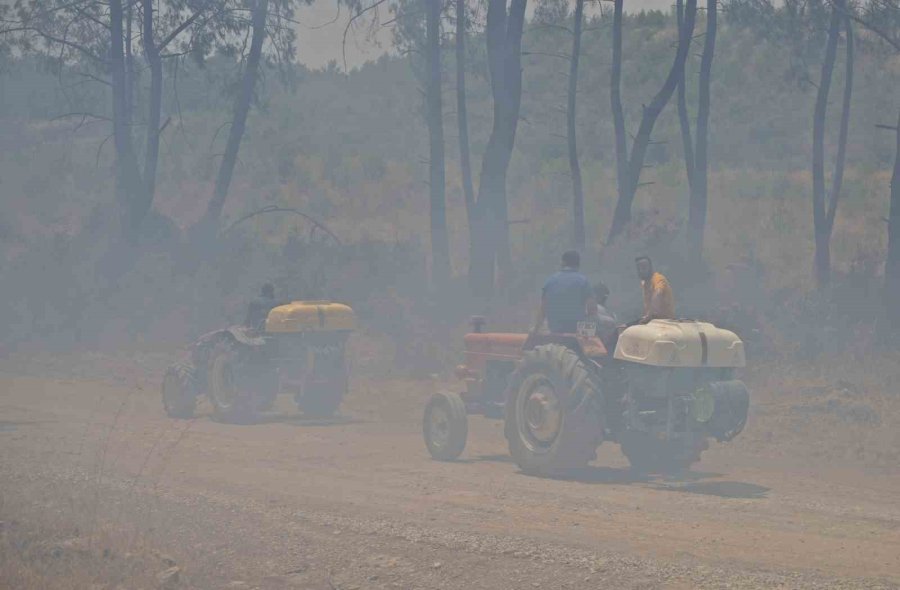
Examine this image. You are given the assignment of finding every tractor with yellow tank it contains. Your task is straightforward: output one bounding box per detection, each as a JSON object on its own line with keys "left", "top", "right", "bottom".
{"left": 423, "top": 318, "right": 750, "bottom": 475}
{"left": 162, "top": 301, "right": 355, "bottom": 423}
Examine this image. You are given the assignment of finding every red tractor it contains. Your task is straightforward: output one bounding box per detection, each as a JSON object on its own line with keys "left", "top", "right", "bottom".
{"left": 423, "top": 317, "right": 749, "bottom": 475}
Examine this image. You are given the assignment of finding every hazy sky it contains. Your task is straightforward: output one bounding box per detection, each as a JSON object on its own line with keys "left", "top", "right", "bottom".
{"left": 292, "top": 0, "right": 674, "bottom": 69}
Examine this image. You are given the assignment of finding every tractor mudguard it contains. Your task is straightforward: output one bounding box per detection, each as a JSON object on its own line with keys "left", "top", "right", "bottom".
{"left": 195, "top": 326, "right": 266, "bottom": 349}
{"left": 525, "top": 333, "right": 608, "bottom": 363}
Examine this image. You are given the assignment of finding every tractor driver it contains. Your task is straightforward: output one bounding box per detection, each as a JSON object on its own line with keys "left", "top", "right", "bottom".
{"left": 531, "top": 250, "right": 596, "bottom": 336}
{"left": 635, "top": 256, "right": 675, "bottom": 324}
{"left": 245, "top": 282, "right": 279, "bottom": 332}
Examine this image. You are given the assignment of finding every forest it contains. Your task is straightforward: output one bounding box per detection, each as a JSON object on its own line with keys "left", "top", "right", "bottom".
{"left": 0, "top": 0, "right": 899, "bottom": 368}
{"left": 3, "top": 4, "right": 900, "bottom": 587}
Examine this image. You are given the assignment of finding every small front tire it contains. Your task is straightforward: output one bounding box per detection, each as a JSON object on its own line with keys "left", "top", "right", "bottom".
{"left": 423, "top": 391, "right": 468, "bottom": 461}
{"left": 207, "top": 340, "right": 255, "bottom": 424}
{"left": 162, "top": 362, "right": 196, "bottom": 419}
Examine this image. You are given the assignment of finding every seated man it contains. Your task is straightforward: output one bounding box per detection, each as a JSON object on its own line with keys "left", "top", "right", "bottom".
{"left": 531, "top": 251, "right": 596, "bottom": 335}
{"left": 244, "top": 282, "right": 279, "bottom": 331}
{"left": 635, "top": 256, "right": 675, "bottom": 324}
{"left": 593, "top": 281, "right": 618, "bottom": 341}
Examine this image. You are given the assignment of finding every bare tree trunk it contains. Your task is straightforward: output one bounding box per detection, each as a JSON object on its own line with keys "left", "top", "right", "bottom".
{"left": 687, "top": 0, "right": 716, "bottom": 266}
{"left": 495, "top": 0, "right": 526, "bottom": 286}
{"left": 205, "top": 0, "right": 269, "bottom": 225}
{"left": 610, "top": 0, "right": 629, "bottom": 238}
{"left": 141, "top": 0, "right": 163, "bottom": 223}
{"left": 468, "top": 0, "right": 527, "bottom": 297}
{"left": 884, "top": 111, "right": 900, "bottom": 335}
{"left": 676, "top": 0, "right": 695, "bottom": 195}
{"left": 109, "top": 0, "right": 144, "bottom": 236}
{"left": 125, "top": 0, "right": 135, "bottom": 124}
{"left": 425, "top": 0, "right": 450, "bottom": 285}
{"left": 456, "top": 0, "right": 475, "bottom": 231}
{"left": 607, "top": 0, "right": 697, "bottom": 244}
{"left": 826, "top": 14, "right": 853, "bottom": 237}
{"left": 568, "top": 0, "right": 585, "bottom": 250}
{"left": 812, "top": 2, "right": 841, "bottom": 286}
{"left": 468, "top": 0, "right": 506, "bottom": 296}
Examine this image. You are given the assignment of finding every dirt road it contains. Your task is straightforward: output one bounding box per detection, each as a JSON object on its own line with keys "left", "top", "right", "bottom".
{"left": 1, "top": 366, "right": 899, "bottom": 589}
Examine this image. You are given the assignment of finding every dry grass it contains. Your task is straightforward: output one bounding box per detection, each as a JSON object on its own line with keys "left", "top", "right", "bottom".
{"left": 740, "top": 354, "right": 900, "bottom": 467}
{"left": 0, "top": 469, "right": 186, "bottom": 590}
{"left": 0, "top": 521, "right": 170, "bottom": 590}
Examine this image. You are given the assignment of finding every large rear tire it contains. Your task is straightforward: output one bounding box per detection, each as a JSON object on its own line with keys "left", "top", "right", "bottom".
{"left": 504, "top": 344, "right": 603, "bottom": 476}
{"left": 423, "top": 391, "right": 468, "bottom": 461}
{"left": 207, "top": 339, "right": 256, "bottom": 424}
{"left": 162, "top": 362, "right": 196, "bottom": 419}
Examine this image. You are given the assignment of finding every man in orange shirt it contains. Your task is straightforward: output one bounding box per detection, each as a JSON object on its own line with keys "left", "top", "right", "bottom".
{"left": 636, "top": 256, "right": 675, "bottom": 324}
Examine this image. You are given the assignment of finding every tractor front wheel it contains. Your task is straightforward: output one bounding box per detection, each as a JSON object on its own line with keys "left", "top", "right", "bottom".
{"left": 423, "top": 391, "right": 468, "bottom": 461}
{"left": 162, "top": 362, "right": 197, "bottom": 419}
{"left": 207, "top": 339, "right": 256, "bottom": 424}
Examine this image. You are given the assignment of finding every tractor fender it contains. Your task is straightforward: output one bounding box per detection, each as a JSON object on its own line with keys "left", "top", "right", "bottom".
{"left": 196, "top": 326, "right": 265, "bottom": 349}
{"left": 189, "top": 327, "right": 265, "bottom": 394}
{"left": 191, "top": 327, "right": 264, "bottom": 369}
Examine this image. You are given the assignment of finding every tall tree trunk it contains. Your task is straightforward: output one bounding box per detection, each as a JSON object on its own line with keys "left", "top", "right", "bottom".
{"left": 468, "top": 0, "right": 527, "bottom": 297}
{"left": 567, "top": 0, "right": 585, "bottom": 250}
{"left": 811, "top": 1, "right": 841, "bottom": 286}
{"left": 125, "top": 0, "right": 135, "bottom": 124}
{"left": 676, "top": 0, "right": 695, "bottom": 195}
{"left": 467, "top": 0, "right": 506, "bottom": 296}
{"left": 425, "top": 0, "right": 450, "bottom": 285}
{"left": 141, "top": 0, "right": 163, "bottom": 223}
{"left": 205, "top": 0, "right": 269, "bottom": 225}
{"left": 109, "top": 0, "right": 144, "bottom": 236}
{"left": 607, "top": 0, "right": 697, "bottom": 244}
{"left": 826, "top": 14, "right": 853, "bottom": 237}
{"left": 687, "top": 0, "right": 716, "bottom": 266}
{"left": 456, "top": 0, "right": 475, "bottom": 231}
{"left": 884, "top": 110, "right": 900, "bottom": 336}
{"left": 495, "top": 0, "right": 526, "bottom": 284}
{"left": 610, "top": 0, "right": 629, "bottom": 239}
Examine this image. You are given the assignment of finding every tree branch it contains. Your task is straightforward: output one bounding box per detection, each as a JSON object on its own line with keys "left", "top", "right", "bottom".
{"left": 342, "top": 0, "right": 390, "bottom": 71}
{"left": 27, "top": 27, "right": 108, "bottom": 64}
{"left": 158, "top": 7, "right": 205, "bottom": 50}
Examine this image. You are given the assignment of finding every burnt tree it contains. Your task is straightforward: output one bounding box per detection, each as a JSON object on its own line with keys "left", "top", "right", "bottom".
{"left": 469, "top": 0, "right": 527, "bottom": 296}
{"left": 811, "top": 0, "right": 853, "bottom": 286}
{"left": 885, "top": 111, "right": 900, "bottom": 335}
{"left": 425, "top": 0, "right": 451, "bottom": 285}
{"left": 205, "top": 0, "right": 270, "bottom": 224}
{"left": 456, "top": 0, "right": 476, "bottom": 232}
{"left": 8, "top": 0, "right": 218, "bottom": 239}
{"left": 607, "top": 0, "right": 697, "bottom": 243}
{"left": 567, "top": 0, "right": 586, "bottom": 250}
{"left": 676, "top": 0, "right": 695, "bottom": 195}
{"left": 687, "top": 0, "right": 717, "bottom": 266}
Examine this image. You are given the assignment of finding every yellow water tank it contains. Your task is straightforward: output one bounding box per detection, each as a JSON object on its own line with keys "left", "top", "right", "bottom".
{"left": 265, "top": 301, "right": 356, "bottom": 333}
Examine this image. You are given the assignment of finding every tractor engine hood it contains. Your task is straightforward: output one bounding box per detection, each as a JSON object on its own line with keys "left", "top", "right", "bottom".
{"left": 614, "top": 320, "right": 745, "bottom": 368}
{"left": 266, "top": 301, "right": 356, "bottom": 333}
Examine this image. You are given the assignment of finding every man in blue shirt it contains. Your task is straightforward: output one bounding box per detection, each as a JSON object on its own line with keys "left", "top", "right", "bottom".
{"left": 531, "top": 251, "right": 596, "bottom": 335}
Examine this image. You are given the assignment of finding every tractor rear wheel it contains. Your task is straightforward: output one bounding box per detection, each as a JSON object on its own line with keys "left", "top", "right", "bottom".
{"left": 162, "top": 362, "right": 196, "bottom": 419}
{"left": 504, "top": 344, "right": 603, "bottom": 476}
{"left": 423, "top": 391, "right": 468, "bottom": 461}
{"left": 207, "top": 339, "right": 256, "bottom": 424}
